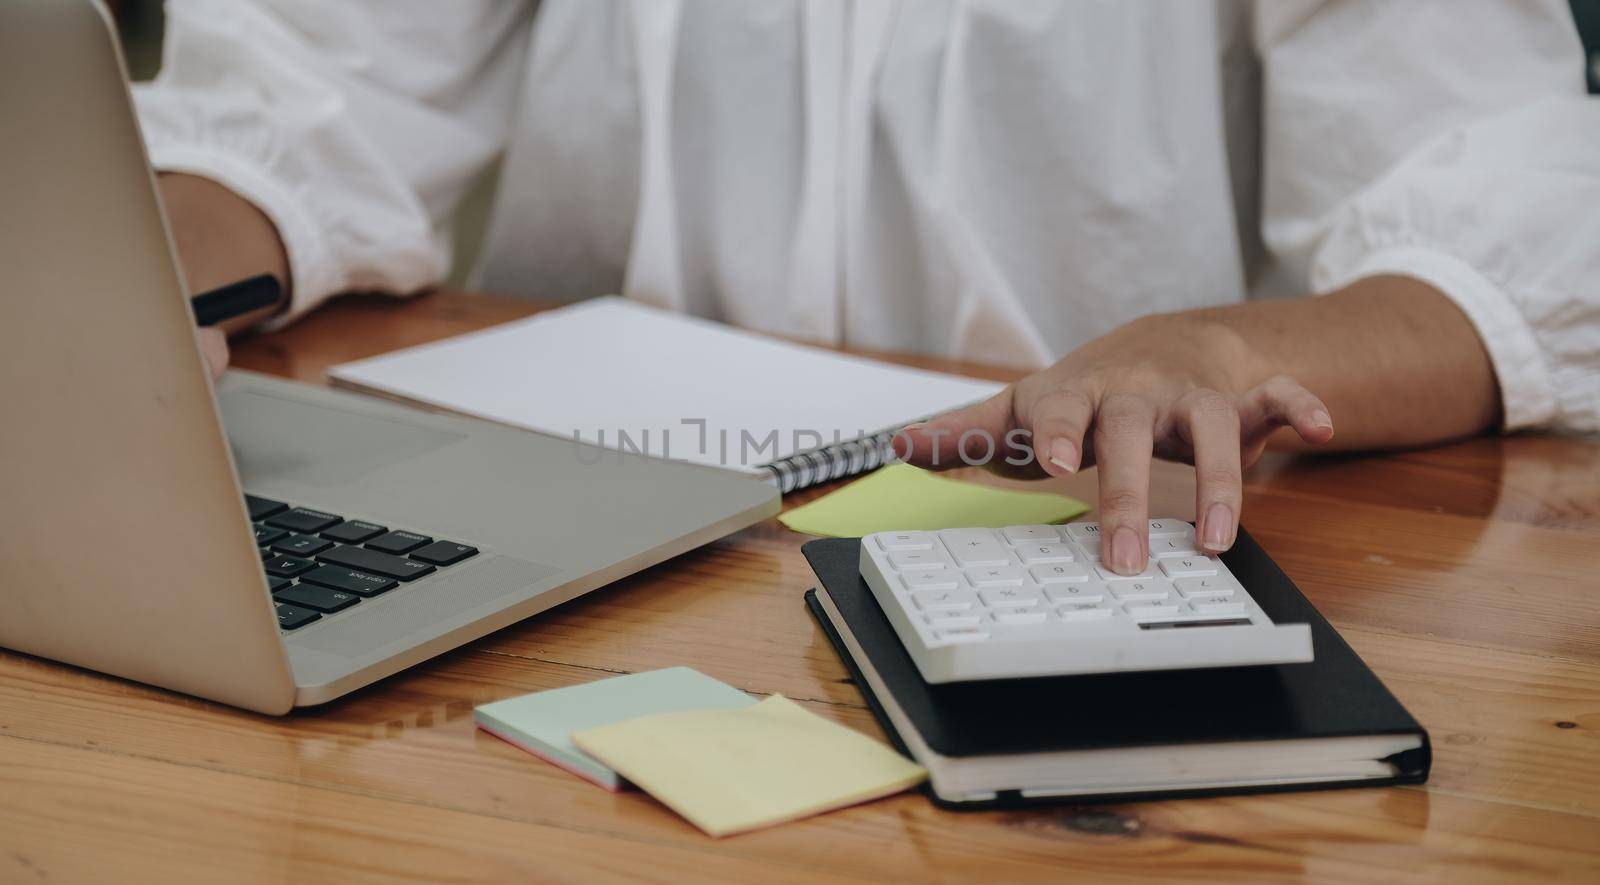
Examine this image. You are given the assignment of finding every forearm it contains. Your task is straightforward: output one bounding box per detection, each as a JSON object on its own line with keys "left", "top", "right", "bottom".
{"left": 1179, "top": 275, "right": 1501, "bottom": 451}
{"left": 158, "top": 172, "right": 290, "bottom": 335}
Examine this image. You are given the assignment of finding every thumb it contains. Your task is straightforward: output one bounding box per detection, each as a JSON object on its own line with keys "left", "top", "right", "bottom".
{"left": 197, "top": 327, "right": 231, "bottom": 381}
{"left": 893, "top": 388, "right": 1019, "bottom": 472}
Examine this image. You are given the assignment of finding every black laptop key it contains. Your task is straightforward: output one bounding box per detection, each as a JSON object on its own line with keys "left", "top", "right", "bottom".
{"left": 265, "top": 507, "right": 343, "bottom": 534}
{"left": 322, "top": 520, "right": 386, "bottom": 545}
{"left": 318, "top": 544, "right": 435, "bottom": 581}
{"left": 263, "top": 554, "right": 317, "bottom": 578}
{"left": 274, "top": 583, "right": 360, "bottom": 613}
{"left": 246, "top": 495, "right": 289, "bottom": 521}
{"left": 254, "top": 525, "right": 288, "bottom": 547}
{"left": 366, "top": 530, "right": 431, "bottom": 555}
{"left": 267, "top": 576, "right": 291, "bottom": 593}
{"left": 300, "top": 565, "right": 397, "bottom": 597}
{"left": 272, "top": 533, "right": 333, "bottom": 558}
{"left": 410, "top": 541, "right": 479, "bottom": 567}
{"left": 274, "top": 601, "right": 321, "bottom": 630}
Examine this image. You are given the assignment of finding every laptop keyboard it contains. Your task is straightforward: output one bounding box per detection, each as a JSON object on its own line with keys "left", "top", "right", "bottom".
{"left": 246, "top": 494, "right": 479, "bottom": 632}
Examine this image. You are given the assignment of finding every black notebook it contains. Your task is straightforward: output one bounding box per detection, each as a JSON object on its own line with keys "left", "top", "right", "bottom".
{"left": 803, "top": 531, "right": 1430, "bottom": 808}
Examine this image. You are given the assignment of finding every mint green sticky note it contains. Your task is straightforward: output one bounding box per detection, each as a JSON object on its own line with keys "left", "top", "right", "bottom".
{"left": 777, "top": 463, "right": 1088, "bottom": 538}
{"left": 474, "top": 667, "right": 754, "bottom": 790}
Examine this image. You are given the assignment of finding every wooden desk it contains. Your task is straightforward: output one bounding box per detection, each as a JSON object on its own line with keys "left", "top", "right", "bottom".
{"left": 4, "top": 292, "right": 1599, "bottom": 883}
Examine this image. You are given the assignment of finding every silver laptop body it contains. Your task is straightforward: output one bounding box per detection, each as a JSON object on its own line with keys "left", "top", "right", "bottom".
{"left": 0, "top": 0, "right": 779, "bottom": 714}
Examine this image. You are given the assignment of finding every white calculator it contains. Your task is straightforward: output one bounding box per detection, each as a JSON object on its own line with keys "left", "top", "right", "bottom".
{"left": 858, "top": 521, "right": 1313, "bottom": 682}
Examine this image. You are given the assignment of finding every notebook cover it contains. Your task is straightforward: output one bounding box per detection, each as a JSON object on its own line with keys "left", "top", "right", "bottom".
{"left": 802, "top": 529, "right": 1430, "bottom": 808}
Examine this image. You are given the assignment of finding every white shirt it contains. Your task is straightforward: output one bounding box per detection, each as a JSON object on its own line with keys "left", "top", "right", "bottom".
{"left": 135, "top": 0, "right": 1600, "bottom": 433}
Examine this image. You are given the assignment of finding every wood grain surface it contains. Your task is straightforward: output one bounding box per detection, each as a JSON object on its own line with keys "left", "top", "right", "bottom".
{"left": 3, "top": 291, "right": 1597, "bottom": 883}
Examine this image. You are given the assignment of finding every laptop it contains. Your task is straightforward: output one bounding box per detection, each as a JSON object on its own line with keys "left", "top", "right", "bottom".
{"left": 0, "top": 0, "right": 779, "bottom": 714}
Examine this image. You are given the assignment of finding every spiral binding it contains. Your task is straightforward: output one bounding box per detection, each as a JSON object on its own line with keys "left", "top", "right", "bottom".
{"left": 764, "top": 428, "right": 902, "bottom": 494}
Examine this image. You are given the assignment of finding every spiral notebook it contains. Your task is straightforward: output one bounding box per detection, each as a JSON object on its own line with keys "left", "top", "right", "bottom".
{"left": 330, "top": 297, "right": 1003, "bottom": 493}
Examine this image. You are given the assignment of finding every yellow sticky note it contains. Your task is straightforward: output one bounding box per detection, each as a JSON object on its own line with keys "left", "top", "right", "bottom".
{"left": 778, "top": 462, "right": 1088, "bottom": 537}
{"left": 571, "top": 695, "right": 927, "bottom": 837}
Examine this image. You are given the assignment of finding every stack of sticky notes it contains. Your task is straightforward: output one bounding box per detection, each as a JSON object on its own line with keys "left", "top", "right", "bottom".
{"left": 475, "top": 668, "right": 927, "bottom": 836}
{"left": 778, "top": 463, "right": 1087, "bottom": 537}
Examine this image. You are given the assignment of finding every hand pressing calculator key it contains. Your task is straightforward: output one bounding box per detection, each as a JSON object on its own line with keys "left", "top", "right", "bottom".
{"left": 858, "top": 521, "right": 1313, "bottom": 682}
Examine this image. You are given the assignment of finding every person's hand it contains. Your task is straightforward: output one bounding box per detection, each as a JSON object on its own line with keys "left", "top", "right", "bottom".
{"left": 197, "top": 326, "right": 230, "bottom": 381}
{"left": 894, "top": 313, "right": 1335, "bottom": 575}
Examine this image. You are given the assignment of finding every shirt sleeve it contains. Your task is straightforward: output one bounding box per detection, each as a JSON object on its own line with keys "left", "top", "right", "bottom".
{"left": 1255, "top": 0, "right": 1600, "bottom": 433}
{"left": 133, "top": 0, "right": 537, "bottom": 324}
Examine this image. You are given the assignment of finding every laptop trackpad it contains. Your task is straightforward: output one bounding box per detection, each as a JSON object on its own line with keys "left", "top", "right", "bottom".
{"left": 219, "top": 389, "right": 467, "bottom": 486}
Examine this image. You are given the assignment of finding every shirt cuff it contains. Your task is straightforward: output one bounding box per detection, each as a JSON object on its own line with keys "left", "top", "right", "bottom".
{"left": 1319, "top": 245, "right": 1558, "bottom": 432}
{"left": 148, "top": 143, "right": 342, "bottom": 329}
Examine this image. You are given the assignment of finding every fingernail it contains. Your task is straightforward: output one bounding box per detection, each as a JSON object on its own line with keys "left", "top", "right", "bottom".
{"left": 1111, "top": 526, "right": 1143, "bottom": 575}
{"left": 1203, "top": 502, "right": 1234, "bottom": 551}
{"left": 1048, "top": 439, "right": 1078, "bottom": 474}
{"left": 901, "top": 422, "right": 927, "bottom": 433}
{"left": 1312, "top": 410, "right": 1333, "bottom": 430}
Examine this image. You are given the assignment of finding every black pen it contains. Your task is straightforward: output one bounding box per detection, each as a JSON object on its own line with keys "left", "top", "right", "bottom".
{"left": 190, "top": 274, "right": 283, "bottom": 326}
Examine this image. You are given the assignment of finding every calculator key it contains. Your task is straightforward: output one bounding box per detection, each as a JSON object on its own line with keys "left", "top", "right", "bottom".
{"left": 1160, "top": 556, "right": 1220, "bottom": 578}
{"left": 263, "top": 555, "right": 317, "bottom": 578}
{"left": 274, "top": 601, "right": 321, "bottom": 630}
{"left": 272, "top": 534, "right": 333, "bottom": 558}
{"left": 253, "top": 525, "right": 288, "bottom": 547}
{"left": 1108, "top": 579, "right": 1172, "bottom": 601}
{"left": 274, "top": 583, "right": 361, "bottom": 614}
{"left": 966, "top": 566, "right": 1027, "bottom": 587}
{"left": 1124, "top": 600, "right": 1182, "bottom": 617}
{"left": 1074, "top": 544, "right": 1103, "bottom": 563}
{"left": 265, "top": 507, "right": 342, "bottom": 534}
{"left": 321, "top": 520, "right": 387, "bottom": 545}
{"left": 979, "top": 587, "right": 1041, "bottom": 608}
{"left": 1002, "top": 525, "right": 1061, "bottom": 544}
{"left": 317, "top": 545, "right": 435, "bottom": 581}
{"left": 888, "top": 550, "right": 953, "bottom": 571}
{"left": 877, "top": 531, "right": 935, "bottom": 551}
{"left": 1175, "top": 577, "right": 1233, "bottom": 598}
{"left": 1063, "top": 522, "right": 1101, "bottom": 543}
{"left": 1030, "top": 562, "right": 1090, "bottom": 584}
{"left": 992, "top": 606, "right": 1049, "bottom": 625}
{"left": 913, "top": 589, "right": 978, "bottom": 611}
{"left": 1045, "top": 584, "right": 1104, "bottom": 604}
{"left": 939, "top": 530, "right": 1010, "bottom": 566}
{"left": 1017, "top": 543, "right": 1076, "bottom": 564}
{"left": 1148, "top": 519, "right": 1190, "bottom": 538}
{"left": 366, "top": 530, "right": 432, "bottom": 555}
{"left": 409, "top": 541, "right": 480, "bottom": 567}
{"left": 1187, "top": 597, "right": 1246, "bottom": 614}
{"left": 901, "top": 570, "right": 960, "bottom": 591}
{"left": 924, "top": 610, "right": 982, "bottom": 628}
{"left": 1096, "top": 562, "right": 1160, "bottom": 582}
{"left": 934, "top": 627, "right": 991, "bottom": 643}
{"left": 1057, "top": 602, "right": 1115, "bottom": 621}
{"left": 1151, "top": 536, "right": 1201, "bottom": 558}
{"left": 246, "top": 495, "right": 289, "bottom": 521}
{"left": 299, "top": 565, "right": 398, "bottom": 597}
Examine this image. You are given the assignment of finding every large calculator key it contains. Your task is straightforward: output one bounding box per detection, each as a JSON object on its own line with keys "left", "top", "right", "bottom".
{"left": 321, "top": 520, "right": 387, "bottom": 545}
{"left": 924, "top": 610, "right": 982, "bottom": 628}
{"left": 1151, "top": 536, "right": 1201, "bottom": 559}
{"left": 1063, "top": 522, "right": 1101, "bottom": 543}
{"left": 933, "top": 627, "right": 990, "bottom": 643}
{"left": 902, "top": 570, "right": 959, "bottom": 591}
{"left": 263, "top": 554, "right": 317, "bottom": 578}
{"left": 877, "top": 531, "right": 935, "bottom": 551}
{"left": 246, "top": 495, "right": 289, "bottom": 521}
{"left": 274, "top": 601, "right": 321, "bottom": 630}
{"left": 992, "top": 606, "right": 1049, "bottom": 625}
{"left": 1108, "top": 579, "right": 1172, "bottom": 601}
{"left": 912, "top": 589, "right": 978, "bottom": 612}
{"left": 1017, "top": 543, "right": 1076, "bottom": 564}
{"left": 978, "top": 587, "right": 1040, "bottom": 608}
{"left": 888, "top": 550, "right": 953, "bottom": 571}
{"left": 939, "top": 530, "right": 1010, "bottom": 566}
{"left": 1031, "top": 563, "right": 1090, "bottom": 584}
{"left": 1175, "top": 577, "right": 1233, "bottom": 598}
{"left": 1058, "top": 602, "right": 1115, "bottom": 621}
{"left": 1045, "top": 584, "right": 1104, "bottom": 604}
{"left": 318, "top": 545, "right": 435, "bottom": 581}
{"left": 366, "top": 530, "right": 431, "bottom": 555}
{"left": 265, "top": 507, "right": 342, "bottom": 534}
{"left": 966, "top": 566, "right": 1027, "bottom": 587}
{"left": 1187, "top": 597, "right": 1245, "bottom": 614}
{"left": 1002, "top": 525, "right": 1061, "bottom": 544}
{"left": 1124, "top": 600, "right": 1181, "bottom": 617}
{"left": 1161, "top": 556, "right": 1220, "bottom": 578}
{"left": 299, "top": 565, "right": 397, "bottom": 597}
{"left": 410, "top": 541, "right": 479, "bottom": 567}
{"left": 1147, "top": 519, "right": 1191, "bottom": 538}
